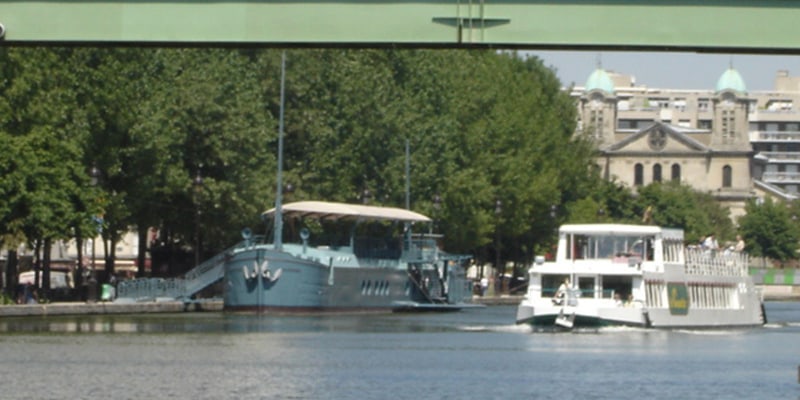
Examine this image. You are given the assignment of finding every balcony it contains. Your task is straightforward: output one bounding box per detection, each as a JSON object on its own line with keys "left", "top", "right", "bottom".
{"left": 750, "top": 130, "right": 800, "bottom": 142}
{"left": 760, "top": 152, "right": 800, "bottom": 163}
{"left": 762, "top": 172, "right": 800, "bottom": 184}
{"left": 750, "top": 110, "right": 800, "bottom": 122}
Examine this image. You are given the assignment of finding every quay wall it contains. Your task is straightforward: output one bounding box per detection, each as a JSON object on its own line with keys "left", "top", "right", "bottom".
{"left": 0, "top": 300, "right": 223, "bottom": 317}
{"left": 0, "top": 285, "right": 797, "bottom": 317}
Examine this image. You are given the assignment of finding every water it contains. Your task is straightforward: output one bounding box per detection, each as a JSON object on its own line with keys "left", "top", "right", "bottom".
{"left": 0, "top": 302, "right": 798, "bottom": 400}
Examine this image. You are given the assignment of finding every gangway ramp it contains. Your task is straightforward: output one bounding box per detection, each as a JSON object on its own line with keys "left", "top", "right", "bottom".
{"left": 115, "top": 251, "right": 227, "bottom": 302}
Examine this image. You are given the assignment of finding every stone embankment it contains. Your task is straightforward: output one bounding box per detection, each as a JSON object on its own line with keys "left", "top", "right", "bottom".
{"left": 761, "top": 285, "right": 800, "bottom": 301}
{"left": 0, "top": 299, "right": 222, "bottom": 317}
{"left": 0, "top": 285, "right": 797, "bottom": 317}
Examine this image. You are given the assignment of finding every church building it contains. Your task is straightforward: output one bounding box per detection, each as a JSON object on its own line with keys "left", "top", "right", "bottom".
{"left": 573, "top": 65, "right": 796, "bottom": 220}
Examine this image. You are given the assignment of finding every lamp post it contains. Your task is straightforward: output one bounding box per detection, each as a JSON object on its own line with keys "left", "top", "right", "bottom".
{"left": 193, "top": 168, "right": 203, "bottom": 268}
{"left": 361, "top": 188, "right": 371, "bottom": 204}
{"left": 495, "top": 199, "right": 502, "bottom": 294}
{"left": 88, "top": 165, "right": 100, "bottom": 302}
{"left": 432, "top": 194, "right": 441, "bottom": 233}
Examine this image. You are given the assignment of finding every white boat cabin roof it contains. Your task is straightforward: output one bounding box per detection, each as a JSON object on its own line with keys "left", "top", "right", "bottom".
{"left": 559, "top": 224, "right": 684, "bottom": 241}
{"left": 263, "top": 201, "right": 432, "bottom": 223}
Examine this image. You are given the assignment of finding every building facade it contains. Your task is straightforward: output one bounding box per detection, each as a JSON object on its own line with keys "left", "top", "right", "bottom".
{"left": 573, "top": 66, "right": 800, "bottom": 220}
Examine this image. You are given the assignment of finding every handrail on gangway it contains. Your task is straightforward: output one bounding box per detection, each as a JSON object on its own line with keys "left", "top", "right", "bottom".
{"left": 115, "top": 238, "right": 260, "bottom": 302}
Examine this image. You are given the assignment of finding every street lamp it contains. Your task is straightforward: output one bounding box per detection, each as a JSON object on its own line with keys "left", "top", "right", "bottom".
{"left": 495, "top": 199, "right": 502, "bottom": 293}
{"left": 88, "top": 165, "right": 101, "bottom": 302}
{"left": 193, "top": 168, "right": 203, "bottom": 268}
{"left": 361, "top": 188, "right": 371, "bottom": 204}
{"left": 432, "top": 194, "right": 441, "bottom": 233}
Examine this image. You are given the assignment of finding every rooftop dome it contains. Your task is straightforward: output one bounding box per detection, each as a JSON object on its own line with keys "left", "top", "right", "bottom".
{"left": 584, "top": 68, "right": 615, "bottom": 94}
{"left": 715, "top": 67, "right": 747, "bottom": 93}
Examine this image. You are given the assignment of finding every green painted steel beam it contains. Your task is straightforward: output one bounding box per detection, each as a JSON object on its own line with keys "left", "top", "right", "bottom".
{"left": 2, "top": 1, "right": 800, "bottom": 53}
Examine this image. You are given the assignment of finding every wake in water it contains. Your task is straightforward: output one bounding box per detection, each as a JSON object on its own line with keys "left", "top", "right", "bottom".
{"left": 597, "top": 325, "right": 650, "bottom": 334}
{"left": 458, "top": 324, "right": 533, "bottom": 333}
{"left": 763, "top": 321, "right": 800, "bottom": 331}
{"left": 672, "top": 328, "right": 749, "bottom": 335}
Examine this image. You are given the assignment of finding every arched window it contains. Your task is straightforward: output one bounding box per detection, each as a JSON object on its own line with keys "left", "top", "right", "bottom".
{"left": 722, "top": 165, "right": 732, "bottom": 188}
{"left": 671, "top": 163, "right": 681, "bottom": 182}
{"left": 653, "top": 164, "right": 662, "bottom": 183}
{"left": 634, "top": 163, "right": 644, "bottom": 186}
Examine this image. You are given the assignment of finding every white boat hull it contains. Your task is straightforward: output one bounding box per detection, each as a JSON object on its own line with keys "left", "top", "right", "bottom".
{"left": 517, "top": 299, "right": 764, "bottom": 329}
{"left": 515, "top": 224, "right": 766, "bottom": 330}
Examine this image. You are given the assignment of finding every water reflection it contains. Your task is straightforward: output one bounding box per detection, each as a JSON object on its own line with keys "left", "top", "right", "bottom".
{"left": 0, "top": 307, "right": 511, "bottom": 335}
{"left": 0, "top": 303, "right": 797, "bottom": 336}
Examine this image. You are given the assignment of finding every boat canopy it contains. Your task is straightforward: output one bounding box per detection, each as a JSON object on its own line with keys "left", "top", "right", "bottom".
{"left": 559, "top": 224, "right": 684, "bottom": 241}
{"left": 262, "top": 201, "right": 432, "bottom": 223}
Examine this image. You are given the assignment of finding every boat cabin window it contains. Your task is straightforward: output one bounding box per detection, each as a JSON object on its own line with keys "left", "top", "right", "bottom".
{"left": 601, "top": 275, "right": 633, "bottom": 300}
{"left": 577, "top": 276, "right": 595, "bottom": 298}
{"left": 542, "top": 274, "right": 570, "bottom": 297}
{"left": 568, "top": 234, "right": 654, "bottom": 261}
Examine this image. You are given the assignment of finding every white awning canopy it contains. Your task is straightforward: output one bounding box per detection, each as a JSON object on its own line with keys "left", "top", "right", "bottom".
{"left": 262, "top": 201, "right": 432, "bottom": 223}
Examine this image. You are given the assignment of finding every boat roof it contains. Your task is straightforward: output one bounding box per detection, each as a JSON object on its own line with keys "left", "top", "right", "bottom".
{"left": 559, "top": 223, "right": 681, "bottom": 237}
{"left": 262, "top": 201, "right": 432, "bottom": 222}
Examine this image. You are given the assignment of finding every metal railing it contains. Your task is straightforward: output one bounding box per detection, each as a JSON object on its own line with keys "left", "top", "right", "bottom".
{"left": 761, "top": 151, "right": 800, "bottom": 162}
{"left": 750, "top": 130, "right": 800, "bottom": 142}
{"left": 762, "top": 172, "right": 800, "bottom": 183}
{"left": 116, "top": 239, "right": 256, "bottom": 302}
{"left": 684, "top": 248, "right": 748, "bottom": 277}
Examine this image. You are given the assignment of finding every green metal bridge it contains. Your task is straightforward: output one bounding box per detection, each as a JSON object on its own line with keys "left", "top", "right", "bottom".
{"left": 2, "top": 1, "right": 800, "bottom": 52}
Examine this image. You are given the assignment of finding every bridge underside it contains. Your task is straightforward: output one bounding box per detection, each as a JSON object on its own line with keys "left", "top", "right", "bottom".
{"left": 2, "top": 1, "right": 800, "bottom": 52}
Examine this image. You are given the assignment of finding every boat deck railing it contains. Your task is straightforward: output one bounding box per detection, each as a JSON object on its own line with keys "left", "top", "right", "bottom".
{"left": 684, "top": 247, "right": 748, "bottom": 277}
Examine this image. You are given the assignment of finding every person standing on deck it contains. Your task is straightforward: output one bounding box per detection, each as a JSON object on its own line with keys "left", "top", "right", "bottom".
{"left": 703, "top": 234, "right": 719, "bottom": 252}
{"left": 552, "top": 278, "right": 569, "bottom": 305}
{"left": 734, "top": 235, "right": 746, "bottom": 252}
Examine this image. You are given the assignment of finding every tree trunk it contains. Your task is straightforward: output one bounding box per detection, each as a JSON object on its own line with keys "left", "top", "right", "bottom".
{"left": 103, "top": 235, "right": 115, "bottom": 283}
{"left": 137, "top": 228, "right": 148, "bottom": 278}
{"left": 75, "top": 230, "right": 84, "bottom": 290}
{"left": 5, "top": 250, "right": 18, "bottom": 300}
{"left": 33, "top": 239, "right": 42, "bottom": 289}
{"left": 42, "top": 238, "right": 52, "bottom": 299}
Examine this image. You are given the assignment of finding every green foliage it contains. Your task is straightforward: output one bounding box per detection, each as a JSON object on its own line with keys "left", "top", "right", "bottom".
{"left": 564, "top": 180, "right": 737, "bottom": 247}
{"left": 738, "top": 198, "right": 800, "bottom": 261}
{"left": 634, "top": 181, "right": 734, "bottom": 244}
{"left": 2, "top": 46, "right": 775, "bottom": 273}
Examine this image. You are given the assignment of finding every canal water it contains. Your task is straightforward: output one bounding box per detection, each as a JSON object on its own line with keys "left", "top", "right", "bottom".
{"left": 0, "top": 302, "right": 798, "bottom": 400}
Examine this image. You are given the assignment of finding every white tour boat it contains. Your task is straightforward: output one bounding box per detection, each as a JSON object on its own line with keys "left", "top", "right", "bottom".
{"left": 515, "top": 224, "right": 766, "bottom": 329}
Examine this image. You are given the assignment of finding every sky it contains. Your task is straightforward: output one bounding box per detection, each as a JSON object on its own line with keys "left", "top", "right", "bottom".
{"left": 524, "top": 51, "right": 800, "bottom": 91}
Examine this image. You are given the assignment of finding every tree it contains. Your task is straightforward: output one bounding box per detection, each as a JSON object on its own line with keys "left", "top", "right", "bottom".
{"left": 0, "top": 47, "right": 98, "bottom": 297}
{"left": 634, "top": 181, "right": 734, "bottom": 244}
{"left": 0, "top": 47, "right": 607, "bottom": 282}
{"left": 738, "top": 198, "right": 800, "bottom": 263}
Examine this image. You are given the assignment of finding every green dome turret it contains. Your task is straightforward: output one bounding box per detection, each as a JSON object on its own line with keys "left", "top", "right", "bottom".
{"left": 585, "top": 68, "right": 615, "bottom": 94}
{"left": 716, "top": 67, "right": 747, "bottom": 93}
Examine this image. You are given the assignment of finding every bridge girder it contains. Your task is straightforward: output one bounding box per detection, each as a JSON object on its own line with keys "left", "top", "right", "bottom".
{"left": 1, "top": 1, "right": 800, "bottom": 53}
